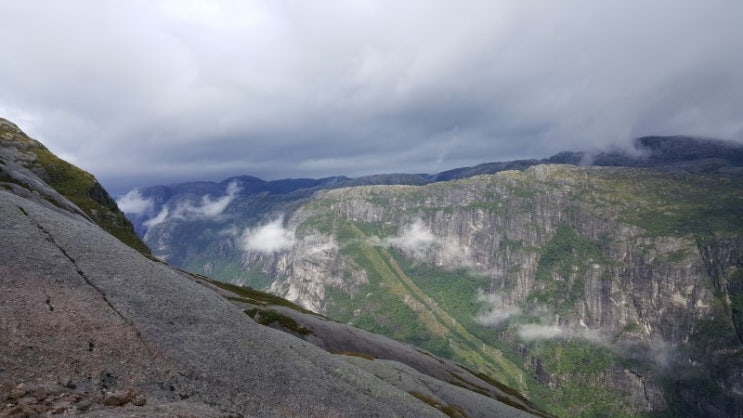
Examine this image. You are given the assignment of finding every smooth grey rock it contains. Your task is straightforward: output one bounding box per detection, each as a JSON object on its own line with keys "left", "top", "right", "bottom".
{"left": 0, "top": 190, "right": 446, "bottom": 417}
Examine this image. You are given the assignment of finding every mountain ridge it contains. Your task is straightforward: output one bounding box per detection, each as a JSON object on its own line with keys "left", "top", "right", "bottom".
{"left": 122, "top": 134, "right": 743, "bottom": 237}
{"left": 0, "top": 117, "right": 150, "bottom": 256}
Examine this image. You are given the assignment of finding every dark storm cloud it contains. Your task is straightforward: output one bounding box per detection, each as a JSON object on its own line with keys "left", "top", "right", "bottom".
{"left": 1, "top": 1, "right": 742, "bottom": 193}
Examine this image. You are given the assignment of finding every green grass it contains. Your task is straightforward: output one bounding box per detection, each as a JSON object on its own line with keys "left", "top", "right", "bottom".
{"left": 206, "top": 277, "right": 317, "bottom": 315}
{"left": 330, "top": 351, "right": 377, "bottom": 360}
{"left": 407, "top": 391, "right": 468, "bottom": 418}
{"left": 335, "top": 240, "right": 431, "bottom": 342}
{"left": 614, "top": 172, "right": 743, "bottom": 236}
{"left": 244, "top": 308, "right": 313, "bottom": 335}
{"left": 4, "top": 130, "right": 151, "bottom": 256}
{"left": 525, "top": 339, "right": 632, "bottom": 417}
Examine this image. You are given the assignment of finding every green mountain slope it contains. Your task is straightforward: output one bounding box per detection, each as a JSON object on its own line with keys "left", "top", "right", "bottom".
{"left": 0, "top": 118, "right": 150, "bottom": 255}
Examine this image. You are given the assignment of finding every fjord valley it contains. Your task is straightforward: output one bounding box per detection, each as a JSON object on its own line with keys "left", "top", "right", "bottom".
{"left": 0, "top": 117, "right": 545, "bottom": 417}
{"left": 125, "top": 135, "right": 743, "bottom": 417}
{"left": 4, "top": 1, "right": 743, "bottom": 416}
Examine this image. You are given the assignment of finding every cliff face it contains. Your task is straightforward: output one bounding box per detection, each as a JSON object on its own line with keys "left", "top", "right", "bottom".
{"left": 205, "top": 165, "right": 742, "bottom": 417}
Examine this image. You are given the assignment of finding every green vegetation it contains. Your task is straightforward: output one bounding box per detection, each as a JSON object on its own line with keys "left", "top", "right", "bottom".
{"left": 329, "top": 351, "right": 377, "bottom": 360}
{"left": 331, "top": 220, "right": 527, "bottom": 392}
{"left": 607, "top": 171, "right": 743, "bottom": 236}
{"left": 206, "top": 277, "right": 317, "bottom": 315}
{"left": 407, "top": 391, "right": 467, "bottom": 418}
{"left": 531, "top": 225, "right": 608, "bottom": 315}
{"left": 334, "top": 237, "right": 431, "bottom": 342}
{"left": 244, "top": 308, "right": 313, "bottom": 335}
{"left": 728, "top": 268, "right": 743, "bottom": 342}
{"left": 399, "top": 256, "right": 490, "bottom": 322}
{"left": 33, "top": 147, "right": 151, "bottom": 255}
{"left": 526, "top": 340, "right": 629, "bottom": 417}
{"left": 0, "top": 123, "right": 151, "bottom": 255}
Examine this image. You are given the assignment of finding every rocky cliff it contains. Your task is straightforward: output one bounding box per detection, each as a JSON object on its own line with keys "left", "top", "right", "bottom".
{"left": 135, "top": 141, "right": 743, "bottom": 416}
{"left": 0, "top": 119, "right": 541, "bottom": 417}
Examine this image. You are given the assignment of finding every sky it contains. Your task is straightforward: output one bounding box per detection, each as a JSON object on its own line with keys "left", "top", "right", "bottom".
{"left": 1, "top": 1, "right": 743, "bottom": 194}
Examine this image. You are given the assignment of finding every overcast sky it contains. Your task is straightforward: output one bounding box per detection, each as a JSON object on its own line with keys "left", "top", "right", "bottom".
{"left": 2, "top": 1, "right": 743, "bottom": 194}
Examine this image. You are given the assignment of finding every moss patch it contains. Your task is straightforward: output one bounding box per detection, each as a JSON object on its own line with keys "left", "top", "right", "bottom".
{"left": 330, "top": 351, "right": 377, "bottom": 361}
{"left": 408, "top": 391, "right": 468, "bottom": 418}
{"left": 207, "top": 278, "right": 317, "bottom": 315}
{"left": 1, "top": 125, "right": 151, "bottom": 256}
{"left": 244, "top": 308, "right": 313, "bottom": 336}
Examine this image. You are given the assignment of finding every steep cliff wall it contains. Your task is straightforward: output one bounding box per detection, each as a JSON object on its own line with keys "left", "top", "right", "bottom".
{"left": 139, "top": 161, "right": 743, "bottom": 416}
{"left": 226, "top": 165, "right": 743, "bottom": 417}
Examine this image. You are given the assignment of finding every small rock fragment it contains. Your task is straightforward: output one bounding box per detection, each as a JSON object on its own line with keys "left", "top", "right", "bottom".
{"left": 131, "top": 393, "right": 147, "bottom": 406}
{"left": 102, "top": 389, "right": 133, "bottom": 406}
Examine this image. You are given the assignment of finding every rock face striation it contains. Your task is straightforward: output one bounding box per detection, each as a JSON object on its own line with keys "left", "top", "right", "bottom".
{"left": 0, "top": 119, "right": 542, "bottom": 417}
{"left": 134, "top": 136, "right": 743, "bottom": 417}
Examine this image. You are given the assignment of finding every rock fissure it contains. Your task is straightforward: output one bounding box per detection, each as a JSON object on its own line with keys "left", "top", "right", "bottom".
{"left": 15, "top": 204, "right": 148, "bottom": 345}
{"left": 626, "top": 368, "right": 652, "bottom": 406}
{"left": 44, "top": 294, "right": 54, "bottom": 312}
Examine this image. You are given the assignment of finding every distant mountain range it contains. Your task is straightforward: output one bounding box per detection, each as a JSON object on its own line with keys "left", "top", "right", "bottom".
{"left": 123, "top": 134, "right": 743, "bottom": 237}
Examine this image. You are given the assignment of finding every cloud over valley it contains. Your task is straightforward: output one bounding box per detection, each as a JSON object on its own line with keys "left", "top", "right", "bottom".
{"left": 241, "top": 217, "right": 296, "bottom": 254}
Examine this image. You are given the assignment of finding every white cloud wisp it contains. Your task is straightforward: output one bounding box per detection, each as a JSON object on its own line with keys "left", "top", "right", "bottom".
{"left": 116, "top": 189, "right": 154, "bottom": 215}
{"left": 241, "top": 217, "right": 296, "bottom": 254}
{"left": 385, "top": 219, "right": 472, "bottom": 268}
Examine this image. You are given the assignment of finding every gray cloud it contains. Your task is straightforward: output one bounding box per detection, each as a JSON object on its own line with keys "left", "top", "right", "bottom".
{"left": 1, "top": 1, "right": 742, "bottom": 193}
{"left": 135, "top": 180, "right": 240, "bottom": 231}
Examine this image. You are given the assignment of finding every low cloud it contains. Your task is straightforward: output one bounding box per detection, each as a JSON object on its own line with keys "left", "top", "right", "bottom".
{"left": 116, "top": 189, "right": 153, "bottom": 215}
{"left": 144, "top": 207, "right": 169, "bottom": 229}
{"left": 300, "top": 234, "right": 338, "bottom": 255}
{"left": 475, "top": 291, "right": 609, "bottom": 342}
{"left": 517, "top": 322, "right": 604, "bottom": 343}
{"left": 241, "top": 217, "right": 296, "bottom": 254}
{"left": 476, "top": 291, "right": 521, "bottom": 327}
{"left": 172, "top": 180, "right": 240, "bottom": 219}
{"left": 387, "top": 220, "right": 436, "bottom": 259}
{"left": 614, "top": 337, "right": 674, "bottom": 369}
{"left": 141, "top": 181, "right": 240, "bottom": 231}
{"left": 385, "top": 219, "right": 472, "bottom": 267}
{"left": 517, "top": 324, "right": 565, "bottom": 340}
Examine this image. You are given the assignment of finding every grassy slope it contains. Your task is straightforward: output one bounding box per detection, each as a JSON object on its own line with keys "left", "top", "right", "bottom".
{"left": 0, "top": 120, "right": 151, "bottom": 256}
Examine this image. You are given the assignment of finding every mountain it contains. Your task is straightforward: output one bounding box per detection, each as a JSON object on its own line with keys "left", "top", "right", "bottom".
{"left": 129, "top": 135, "right": 743, "bottom": 417}
{"left": 0, "top": 118, "right": 544, "bottom": 417}
{"left": 123, "top": 135, "right": 743, "bottom": 239}
{"left": 0, "top": 119, "right": 150, "bottom": 256}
